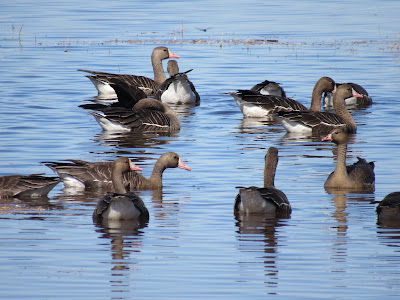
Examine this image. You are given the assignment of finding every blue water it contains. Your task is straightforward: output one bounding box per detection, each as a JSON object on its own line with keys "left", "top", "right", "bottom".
{"left": 1, "top": 0, "right": 400, "bottom": 299}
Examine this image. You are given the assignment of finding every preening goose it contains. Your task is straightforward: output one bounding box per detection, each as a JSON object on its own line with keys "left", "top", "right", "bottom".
{"left": 250, "top": 80, "right": 286, "bottom": 97}
{"left": 44, "top": 152, "right": 190, "bottom": 191}
{"left": 277, "top": 83, "right": 362, "bottom": 135}
{"left": 376, "top": 192, "right": 400, "bottom": 226}
{"left": 234, "top": 147, "right": 291, "bottom": 217}
{"left": 79, "top": 46, "right": 179, "bottom": 98}
{"left": 230, "top": 76, "right": 335, "bottom": 118}
{"left": 321, "top": 128, "right": 375, "bottom": 192}
{"left": 324, "top": 82, "right": 372, "bottom": 108}
{"left": 0, "top": 174, "right": 59, "bottom": 198}
{"left": 155, "top": 64, "right": 200, "bottom": 105}
{"left": 92, "top": 157, "right": 149, "bottom": 222}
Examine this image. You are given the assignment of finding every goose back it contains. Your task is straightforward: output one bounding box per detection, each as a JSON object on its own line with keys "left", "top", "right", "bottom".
{"left": 88, "top": 98, "right": 180, "bottom": 132}
{"left": 0, "top": 174, "right": 59, "bottom": 198}
{"left": 250, "top": 80, "right": 286, "bottom": 97}
{"left": 78, "top": 46, "right": 179, "bottom": 97}
{"left": 376, "top": 192, "right": 400, "bottom": 226}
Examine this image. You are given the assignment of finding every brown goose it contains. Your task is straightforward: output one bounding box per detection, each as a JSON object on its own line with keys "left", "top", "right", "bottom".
{"left": 324, "top": 82, "right": 372, "bottom": 108}
{"left": 92, "top": 157, "right": 149, "bottom": 222}
{"left": 229, "top": 76, "right": 335, "bottom": 118}
{"left": 78, "top": 46, "right": 179, "bottom": 98}
{"left": 166, "top": 60, "right": 179, "bottom": 76}
{"left": 376, "top": 192, "right": 400, "bottom": 226}
{"left": 44, "top": 152, "right": 191, "bottom": 191}
{"left": 234, "top": 147, "right": 291, "bottom": 217}
{"left": 277, "top": 84, "right": 362, "bottom": 135}
{"left": 321, "top": 128, "right": 375, "bottom": 192}
{"left": 88, "top": 97, "right": 180, "bottom": 132}
{"left": 0, "top": 174, "right": 59, "bottom": 198}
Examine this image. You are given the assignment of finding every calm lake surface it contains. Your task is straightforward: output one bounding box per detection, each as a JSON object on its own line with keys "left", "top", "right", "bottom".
{"left": 1, "top": 0, "right": 400, "bottom": 299}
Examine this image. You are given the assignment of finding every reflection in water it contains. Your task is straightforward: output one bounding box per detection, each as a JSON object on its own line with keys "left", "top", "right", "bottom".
{"left": 94, "top": 218, "right": 148, "bottom": 293}
{"left": 0, "top": 195, "right": 64, "bottom": 218}
{"left": 327, "top": 191, "right": 375, "bottom": 269}
{"left": 234, "top": 214, "right": 286, "bottom": 293}
{"left": 94, "top": 129, "right": 179, "bottom": 152}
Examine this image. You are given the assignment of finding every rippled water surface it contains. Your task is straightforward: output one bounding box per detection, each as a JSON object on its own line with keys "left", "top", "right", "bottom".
{"left": 1, "top": 1, "right": 400, "bottom": 299}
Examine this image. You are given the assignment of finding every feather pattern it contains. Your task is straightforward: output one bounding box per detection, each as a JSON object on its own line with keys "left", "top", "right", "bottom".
{"left": 277, "top": 83, "right": 360, "bottom": 135}
{"left": 0, "top": 174, "right": 59, "bottom": 198}
{"left": 78, "top": 46, "right": 180, "bottom": 98}
{"left": 44, "top": 152, "right": 190, "bottom": 191}
{"left": 231, "top": 76, "right": 335, "bottom": 118}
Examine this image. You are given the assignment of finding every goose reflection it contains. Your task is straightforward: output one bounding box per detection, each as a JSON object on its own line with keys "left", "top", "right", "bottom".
{"left": 326, "top": 190, "right": 375, "bottom": 267}
{"left": 234, "top": 214, "right": 287, "bottom": 291}
{"left": 94, "top": 129, "right": 179, "bottom": 150}
{"left": 94, "top": 217, "right": 148, "bottom": 279}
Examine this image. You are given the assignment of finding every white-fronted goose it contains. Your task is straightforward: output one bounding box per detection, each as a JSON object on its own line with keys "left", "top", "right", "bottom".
{"left": 250, "top": 80, "right": 286, "bottom": 97}
{"left": 230, "top": 76, "right": 335, "bottom": 118}
{"left": 277, "top": 84, "right": 362, "bottom": 135}
{"left": 376, "top": 192, "right": 400, "bottom": 226}
{"left": 321, "top": 128, "right": 375, "bottom": 192}
{"left": 324, "top": 82, "right": 372, "bottom": 108}
{"left": 92, "top": 157, "right": 149, "bottom": 222}
{"left": 234, "top": 147, "right": 291, "bottom": 217}
{"left": 44, "top": 152, "right": 190, "bottom": 191}
{"left": 79, "top": 46, "right": 179, "bottom": 98}
{"left": 88, "top": 97, "right": 180, "bottom": 132}
{"left": 0, "top": 174, "right": 59, "bottom": 198}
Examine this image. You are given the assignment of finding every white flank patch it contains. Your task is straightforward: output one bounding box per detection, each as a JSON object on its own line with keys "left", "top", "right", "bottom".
{"left": 161, "top": 81, "right": 196, "bottom": 104}
{"left": 279, "top": 118, "right": 312, "bottom": 134}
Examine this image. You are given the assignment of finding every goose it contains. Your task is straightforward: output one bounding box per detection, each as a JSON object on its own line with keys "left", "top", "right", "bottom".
{"left": 44, "top": 152, "right": 191, "bottom": 191}
{"left": 234, "top": 147, "right": 291, "bottom": 217}
{"left": 88, "top": 97, "right": 180, "bottom": 132}
{"left": 230, "top": 76, "right": 335, "bottom": 118}
{"left": 155, "top": 61, "right": 200, "bottom": 105}
{"left": 250, "top": 80, "right": 286, "bottom": 97}
{"left": 78, "top": 46, "right": 179, "bottom": 98}
{"left": 277, "top": 84, "right": 362, "bottom": 135}
{"left": 92, "top": 157, "right": 149, "bottom": 222}
{"left": 324, "top": 82, "right": 372, "bottom": 108}
{"left": 321, "top": 128, "right": 375, "bottom": 192}
{"left": 376, "top": 192, "right": 400, "bottom": 226}
{"left": 0, "top": 173, "right": 59, "bottom": 198}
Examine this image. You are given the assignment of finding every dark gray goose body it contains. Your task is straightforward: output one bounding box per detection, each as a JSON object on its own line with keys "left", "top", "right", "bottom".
{"left": 234, "top": 147, "right": 291, "bottom": 217}
{"left": 376, "top": 192, "right": 400, "bottom": 227}
{"left": 0, "top": 174, "right": 59, "bottom": 198}
{"left": 92, "top": 157, "right": 149, "bottom": 222}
